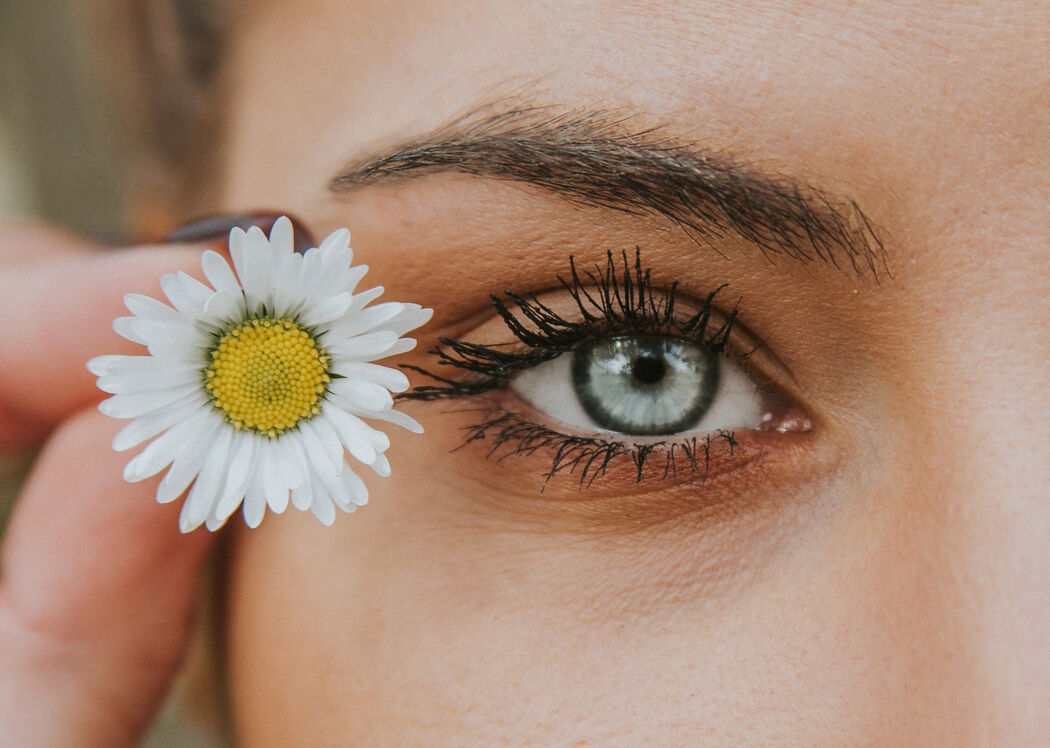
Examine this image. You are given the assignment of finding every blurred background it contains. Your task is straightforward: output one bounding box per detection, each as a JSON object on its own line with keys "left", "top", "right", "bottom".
{"left": 0, "top": 3, "right": 225, "bottom": 745}
{"left": 0, "top": 0, "right": 128, "bottom": 535}
{"left": 0, "top": 0, "right": 127, "bottom": 560}
{"left": 0, "top": 0, "right": 127, "bottom": 235}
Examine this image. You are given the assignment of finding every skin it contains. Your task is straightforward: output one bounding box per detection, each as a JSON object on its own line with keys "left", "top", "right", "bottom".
{"left": 1, "top": 1, "right": 1048, "bottom": 745}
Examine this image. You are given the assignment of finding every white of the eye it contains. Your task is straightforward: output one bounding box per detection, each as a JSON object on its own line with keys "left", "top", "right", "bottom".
{"left": 511, "top": 349, "right": 764, "bottom": 437}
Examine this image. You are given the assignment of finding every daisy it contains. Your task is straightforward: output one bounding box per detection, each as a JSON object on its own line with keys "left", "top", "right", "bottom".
{"left": 88, "top": 217, "right": 431, "bottom": 532}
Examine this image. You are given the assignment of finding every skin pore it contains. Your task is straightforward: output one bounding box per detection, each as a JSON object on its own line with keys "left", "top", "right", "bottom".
{"left": 205, "top": 1, "right": 1050, "bottom": 744}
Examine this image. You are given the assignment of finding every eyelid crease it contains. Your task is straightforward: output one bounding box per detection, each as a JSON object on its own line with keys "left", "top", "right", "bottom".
{"left": 400, "top": 248, "right": 742, "bottom": 401}
{"left": 400, "top": 248, "right": 804, "bottom": 402}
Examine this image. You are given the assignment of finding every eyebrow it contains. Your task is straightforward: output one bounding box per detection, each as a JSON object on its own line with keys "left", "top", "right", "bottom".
{"left": 330, "top": 106, "right": 887, "bottom": 278}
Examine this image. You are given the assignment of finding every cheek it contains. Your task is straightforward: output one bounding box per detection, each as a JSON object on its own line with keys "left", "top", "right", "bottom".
{"left": 222, "top": 419, "right": 961, "bottom": 745}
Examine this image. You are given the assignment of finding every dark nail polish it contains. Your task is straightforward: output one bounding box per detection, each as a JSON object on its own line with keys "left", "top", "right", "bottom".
{"left": 164, "top": 212, "right": 316, "bottom": 253}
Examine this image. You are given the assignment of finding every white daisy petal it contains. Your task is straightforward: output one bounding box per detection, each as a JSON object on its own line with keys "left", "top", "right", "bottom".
{"left": 96, "top": 363, "right": 198, "bottom": 394}
{"left": 310, "top": 493, "right": 337, "bottom": 526}
{"left": 351, "top": 407, "right": 424, "bottom": 434}
{"left": 339, "top": 265, "right": 370, "bottom": 296}
{"left": 242, "top": 226, "right": 274, "bottom": 309}
{"left": 330, "top": 409, "right": 390, "bottom": 452}
{"left": 377, "top": 304, "right": 434, "bottom": 336}
{"left": 87, "top": 354, "right": 126, "bottom": 376}
{"left": 346, "top": 286, "right": 384, "bottom": 315}
{"left": 241, "top": 476, "right": 266, "bottom": 529}
{"left": 124, "top": 293, "right": 181, "bottom": 324}
{"left": 179, "top": 426, "right": 234, "bottom": 532}
{"left": 202, "top": 290, "right": 245, "bottom": 326}
{"left": 300, "top": 442, "right": 347, "bottom": 515}
{"left": 326, "top": 302, "right": 405, "bottom": 340}
{"left": 228, "top": 227, "right": 249, "bottom": 282}
{"left": 371, "top": 429, "right": 391, "bottom": 453}
{"left": 112, "top": 316, "right": 147, "bottom": 344}
{"left": 372, "top": 337, "right": 417, "bottom": 359}
{"left": 298, "top": 291, "right": 353, "bottom": 328}
{"left": 212, "top": 432, "right": 256, "bottom": 523}
{"left": 332, "top": 362, "right": 410, "bottom": 393}
{"left": 271, "top": 255, "right": 304, "bottom": 317}
{"left": 205, "top": 512, "right": 226, "bottom": 532}
{"left": 257, "top": 439, "right": 289, "bottom": 513}
{"left": 243, "top": 471, "right": 268, "bottom": 529}
{"left": 268, "top": 490, "right": 290, "bottom": 514}
{"left": 91, "top": 354, "right": 198, "bottom": 383}
{"left": 340, "top": 466, "right": 369, "bottom": 506}
{"left": 122, "top": 407, "right": 214, "bottom": 482}
{"left": 322, "top": 405, "right": 380, "bottom": 465}
{"left": 323, "top": 464, "right": 359, "bottom": 512}
{"left": 161, "top": 272, "right": 213, "bottom": 317}
{"left": 326, "top": 330, "right": 400, "bottom": 360}
{"left": 291, "top": 476, "right": 313, "bottom": 512}
{"left": 269, "top": 216, "right": 295, "bottom": 254}
{"left": 318, "top": 226, "right": 350, "bottom": 256}
{"left": 100, "top": 384, "right": 202, "bottom": 420}
{"left": 317, "top": 418, "right": 349, "bottom": 473}
{"left": 91, "top": 216, "right": 428, "bottom": 531}
{"left": 328, "top": 378, "right": 394, "bottom": 412}
{"left": 291, "top": 248, "right": 327, "bottom": 303}
{"left": 298, "top": 420, "right": 339, "bottom": 477}
{"left": 278, "top": 431, "right": 309, "bottom": 491}
{"left": 201, "top": 250, "right": 242, "bottom": 295}
{"left": 155, "top": 415, "right": 222, "bottom": 503}
{"left": 143, "top": 332, "right": 205, "bottom": 362}
{"left": 230, "top": 227, "right": 266, "bottom": 311}
{"left": 112, "top": 405, "right": 192, "bottom": 452}
{"left": 319, "top": 251, "right": 354, "bottom": 288}
{"left": 129, "top": 319, "right": 200, "bottom": 348}
{"left": 369, "top": 452, "right": 392, "bottom": 478}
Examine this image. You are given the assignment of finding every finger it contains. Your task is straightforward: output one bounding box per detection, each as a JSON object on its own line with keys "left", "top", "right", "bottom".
{"left": 0, "top": 223, "right": 97, "bottom": 263}
{"left": 0, "top": 228, "right": 213, "bottom": 435}
{"left": 0, "top": 407, "right": 216, "bottom": 747}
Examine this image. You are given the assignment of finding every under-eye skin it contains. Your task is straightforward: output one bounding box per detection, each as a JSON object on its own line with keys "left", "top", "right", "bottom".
{"left": 403, "top": 250, "right": 810, "bottom": 487}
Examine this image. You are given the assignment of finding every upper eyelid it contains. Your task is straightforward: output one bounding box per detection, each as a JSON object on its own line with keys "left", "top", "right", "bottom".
{"left": 401, "top": 250, "right": 798, "bottom": 400}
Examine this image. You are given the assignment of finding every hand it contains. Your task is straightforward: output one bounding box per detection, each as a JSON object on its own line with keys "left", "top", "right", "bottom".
{"left": 0, "top": 226, "right": 217, "bottom": 747}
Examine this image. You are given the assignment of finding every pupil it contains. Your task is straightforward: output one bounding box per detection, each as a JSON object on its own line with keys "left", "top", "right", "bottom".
{"left": 631, "top": 355, "right": 666, "bottom": 385}
{"left": 570, "top": 335, "right": 721, "bottom": 436}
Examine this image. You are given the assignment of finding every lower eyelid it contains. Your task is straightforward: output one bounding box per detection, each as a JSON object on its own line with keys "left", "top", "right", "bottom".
{"left": 439, "top": 397, "right": 816, "bottom": 506}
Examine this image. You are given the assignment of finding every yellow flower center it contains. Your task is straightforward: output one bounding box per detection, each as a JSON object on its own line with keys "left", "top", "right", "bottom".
{"left": 205, "top": 317, "right": 330, "bottom": 436}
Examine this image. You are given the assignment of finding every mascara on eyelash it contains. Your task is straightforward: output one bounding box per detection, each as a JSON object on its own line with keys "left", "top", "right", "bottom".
{"left": 399, "top": 249, "right": 756, "bottom": 488}
{"left": 456, "top": 403, "right": 739, "bottom": 489}
{"left": 399, "top": 248, "right": 743, "bottom": 401}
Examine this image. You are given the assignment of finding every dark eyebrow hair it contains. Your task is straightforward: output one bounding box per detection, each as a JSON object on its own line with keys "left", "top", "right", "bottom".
{"left": 330, "top": 106, "right": 887, "bottom": 278}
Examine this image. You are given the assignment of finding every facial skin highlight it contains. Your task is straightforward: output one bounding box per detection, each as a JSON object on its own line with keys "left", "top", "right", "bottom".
{"left": 207, "top": 2, "right": 1050, "bottom": 745}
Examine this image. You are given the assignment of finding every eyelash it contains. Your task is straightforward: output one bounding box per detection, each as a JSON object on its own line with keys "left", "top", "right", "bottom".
{"left": 400, "top": 249, "right": 756, "bottom": 487}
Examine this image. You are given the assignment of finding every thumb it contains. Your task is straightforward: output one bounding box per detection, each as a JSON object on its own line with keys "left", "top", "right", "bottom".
{"left": 0, "top": 408, "right": 216, "bottom": 747}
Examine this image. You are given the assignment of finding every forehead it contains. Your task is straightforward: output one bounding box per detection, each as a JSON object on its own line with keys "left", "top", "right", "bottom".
{"left": 231, "top": 5, "right": 1046, "bottom": 131}
{"left": 222, "top": 1, "right": 1048, "bottom": 222}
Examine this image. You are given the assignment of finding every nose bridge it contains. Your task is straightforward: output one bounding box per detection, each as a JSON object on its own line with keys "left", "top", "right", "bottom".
{"left": 967, "top": 393, "right": 1050, "bottom": 741}
{"left": 927, "top": 325, "right": 1050, "bottom": 741}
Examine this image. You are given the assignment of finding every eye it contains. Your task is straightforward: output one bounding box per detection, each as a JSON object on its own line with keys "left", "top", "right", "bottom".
{"left": 511, "top": 334, "right": 763, "bottom": 438}
{"left": 404, "top": 249, "right": 811, "bottom": 487}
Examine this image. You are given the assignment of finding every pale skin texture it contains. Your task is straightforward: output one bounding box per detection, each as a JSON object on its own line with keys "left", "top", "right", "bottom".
{"left": 1, "top": 1, "right": 1049, "bottom": 746}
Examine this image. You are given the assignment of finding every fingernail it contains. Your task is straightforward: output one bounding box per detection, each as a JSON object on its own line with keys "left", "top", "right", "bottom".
{"left": 163, "top": 212, "right": 316, "bottom": 253}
